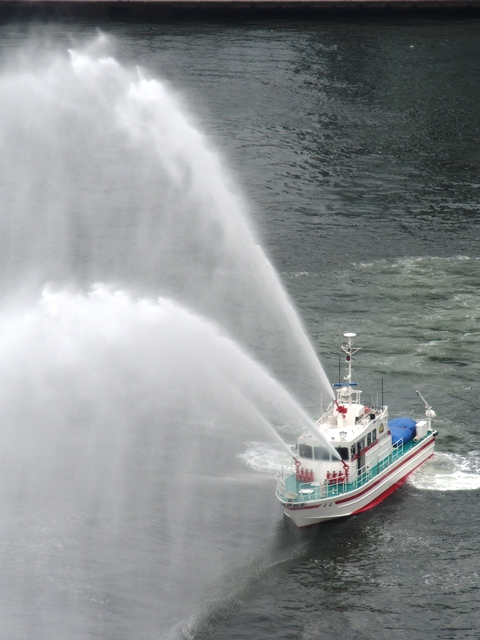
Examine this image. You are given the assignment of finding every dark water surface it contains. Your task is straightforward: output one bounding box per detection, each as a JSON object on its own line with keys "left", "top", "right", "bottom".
{"left": 0, "top": 17, "right": 479, "bottom": 640}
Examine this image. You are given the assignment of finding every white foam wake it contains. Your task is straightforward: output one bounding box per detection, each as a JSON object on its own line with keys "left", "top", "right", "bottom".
{"left": 409, "top": 451, "right": 480, "bottom": 491}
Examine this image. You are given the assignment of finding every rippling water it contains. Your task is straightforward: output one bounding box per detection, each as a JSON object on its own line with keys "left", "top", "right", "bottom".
{"left": 0, "top": 17, "right": 479, "bottom": 640}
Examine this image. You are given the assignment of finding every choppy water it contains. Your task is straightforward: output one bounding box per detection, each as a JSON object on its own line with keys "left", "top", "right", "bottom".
{"left": 0, "top": 16, "right": 479, "bottom": 640}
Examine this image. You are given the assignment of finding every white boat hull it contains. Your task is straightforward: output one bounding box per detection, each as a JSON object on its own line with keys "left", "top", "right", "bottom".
{"left": 282, "top": 434, "right": 435, "bottom": 528}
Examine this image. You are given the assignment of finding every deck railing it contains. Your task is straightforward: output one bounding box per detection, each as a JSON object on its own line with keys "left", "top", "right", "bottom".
{"left": 276, "top": 435, "right": 420, "bottom": 504}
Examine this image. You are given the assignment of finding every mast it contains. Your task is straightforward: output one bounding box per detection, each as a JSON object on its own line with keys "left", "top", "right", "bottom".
{"left": 341, "top": 332, "right": 361, "bottom": 386}
{"left": 333, "top": 332, "right": 361, "bottom": 406}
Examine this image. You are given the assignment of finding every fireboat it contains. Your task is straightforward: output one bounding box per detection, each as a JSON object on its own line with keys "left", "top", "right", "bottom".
{"left": 275, "top": 333, "right": 437, "bottom": 527}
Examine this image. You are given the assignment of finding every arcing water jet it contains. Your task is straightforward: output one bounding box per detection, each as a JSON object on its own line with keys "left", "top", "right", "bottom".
{"left": 0, "top": 34, "right": 334, "bottom": 639}
{"left": 0, "top": 36, "right": 332, "bottom": 401}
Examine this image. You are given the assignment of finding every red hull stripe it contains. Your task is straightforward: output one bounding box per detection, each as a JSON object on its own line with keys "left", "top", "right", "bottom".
{"left": 352, "top": 453, "right": 434, "bottom": 514}
{"left": 335, "top": 437, "right": 434, "bottom": 506}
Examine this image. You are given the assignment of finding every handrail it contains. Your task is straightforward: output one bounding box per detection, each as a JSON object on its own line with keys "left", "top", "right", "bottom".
{"left": 277, "top": 433, "right": 429, "bottom": 504}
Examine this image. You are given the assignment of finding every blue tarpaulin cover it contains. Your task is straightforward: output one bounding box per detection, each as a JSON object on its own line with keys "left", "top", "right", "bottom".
{"left": 388, "top": 417, "right": 417, "bottom": 446}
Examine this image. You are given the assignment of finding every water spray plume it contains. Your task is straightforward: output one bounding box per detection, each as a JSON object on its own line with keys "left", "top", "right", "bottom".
{"left": 0, "top": 35, "right": 332, "bottom": 401}
{"left": 0, "top": 34, "right": 334, "bottom": 639}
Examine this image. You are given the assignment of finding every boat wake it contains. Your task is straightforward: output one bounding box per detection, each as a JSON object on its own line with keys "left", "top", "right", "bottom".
{"left": 409, "top": 451, "right": 480, "bottom": 491}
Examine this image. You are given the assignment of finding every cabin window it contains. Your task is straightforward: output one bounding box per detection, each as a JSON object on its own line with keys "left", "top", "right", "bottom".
{"left": 367, "top": 432, "right": 372, "bottom": 447}
{"left": 372, "top": 428, "right": 377, "bottom": 442}
{"left": 299, "top": 443, "right": 313, "bottom": 459}
{"left": 356, "top": 439, "right": 365, "bottom": 454}
{"left": 335, "top": 447, "right": 349, "bottom": 461}
{"left": 351, "top": 445, "right": 355, "bottom": 459}
{"left": 314, "top": 446, "right": 330, "bottom": 461}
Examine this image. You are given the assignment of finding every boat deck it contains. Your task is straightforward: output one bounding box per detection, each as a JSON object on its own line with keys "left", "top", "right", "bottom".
{"left": 277, "top": 435, "right": 427, "bottom": 505}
